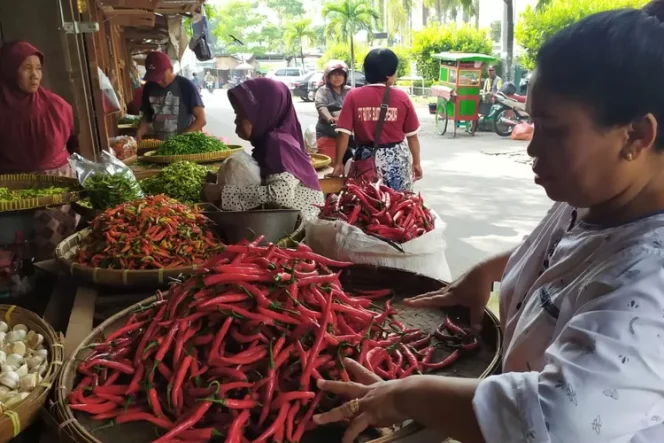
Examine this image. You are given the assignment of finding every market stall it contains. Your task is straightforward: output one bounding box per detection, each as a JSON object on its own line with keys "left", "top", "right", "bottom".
{"left": 19, "top": 157, "right": 501, "bottom": 442}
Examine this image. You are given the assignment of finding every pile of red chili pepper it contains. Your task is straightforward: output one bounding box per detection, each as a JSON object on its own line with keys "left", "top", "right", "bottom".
{"left": 76, "top": 194, "right": 221, "bottom": 270}
{"left": 68, "top": 240, "right": 478, "bottom": 442}
{"left": 318, "top": 180, "right": 435, "bottom": 244}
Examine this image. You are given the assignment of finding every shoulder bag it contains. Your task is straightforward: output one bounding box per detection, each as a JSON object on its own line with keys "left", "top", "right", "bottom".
{"left": 349, "top": 86, "right": 391, "bottom": 181}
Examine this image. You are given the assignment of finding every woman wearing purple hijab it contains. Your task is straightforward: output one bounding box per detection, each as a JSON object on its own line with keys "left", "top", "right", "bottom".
{"left": 204, "top": 78, "right": 323, "bottom": 220}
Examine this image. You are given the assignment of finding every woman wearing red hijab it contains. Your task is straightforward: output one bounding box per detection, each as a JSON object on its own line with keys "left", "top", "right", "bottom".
{"left": 0, "top": 41, "right": 79, "bottom": 258}
{"left": 0, "top": 41, "right": 79, "bottom": 173}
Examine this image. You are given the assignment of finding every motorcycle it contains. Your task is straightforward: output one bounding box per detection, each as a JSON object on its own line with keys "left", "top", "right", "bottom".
{"left": 473, "top": 93, "right": 506, "bottom": 132}
{"left": 206, "top": 81, "right": 214, "bottom": 94}
{"left": 492, "top": 83, "right": 531, "bottom": 137}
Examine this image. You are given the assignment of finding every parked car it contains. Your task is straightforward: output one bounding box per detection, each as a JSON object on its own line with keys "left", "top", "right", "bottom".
{"left": 266, "top": 68, "right": 308, "bottom": 86}
{"left": 289, "top": 72, "right": 316, "bottom": 101}
{"left": 306, "top": 70, "right": 366, "bottom": 101}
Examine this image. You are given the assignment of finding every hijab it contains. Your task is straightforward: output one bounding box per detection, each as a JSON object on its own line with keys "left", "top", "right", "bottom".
{"left": 0, "top": 41, "right": 73, "bottom": 173}
{"left": 228, "top": 78, "right": 321, "bottom": 191}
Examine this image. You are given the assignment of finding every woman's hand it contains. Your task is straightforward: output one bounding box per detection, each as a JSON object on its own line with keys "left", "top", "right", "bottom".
{"left": 313, "top": 359, "right": 408, "bottom": 443}
{"left": 328, "top": 116, "right": 337, "bottom": 124}
{"left": 326, "top": 163, "right": 345, "bottom": 178}
{"left": 404, "top": 264, "right": 493, "bottom": 331}
{"left": 202, "top": 183, "right": 223, "bottom": 206}
{"left": 413, "top": 163, "right": 423, "bottom": 181}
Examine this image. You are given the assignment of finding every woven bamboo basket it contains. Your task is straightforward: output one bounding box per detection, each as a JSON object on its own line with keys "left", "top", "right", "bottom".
{"left": 0, "top": 305, "right": 63, "bottom": 443}
{"left": 136, "top": 139, "right": 162, "bottom": 151}
{"left": 119, "top": 155, "right": 138, "bottom": 166}
{"left": 140, "top": 147, "right": 244, "bottom": 165}
{"left": 310, "top": 153, "right": 332, "bottom": 170}
{"left": 51, "top": 265, "right": 501, "bottom": 443}
{"left": 54, "top": 230, "right": 198, "bottom": 288}
{"left": 0, "top": 174, "right": 84, "bottom": 213}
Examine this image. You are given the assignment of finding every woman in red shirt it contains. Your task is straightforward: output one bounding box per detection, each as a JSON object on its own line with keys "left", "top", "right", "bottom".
{"left": 329, "top": 48, "right": 422, "bottom": 191}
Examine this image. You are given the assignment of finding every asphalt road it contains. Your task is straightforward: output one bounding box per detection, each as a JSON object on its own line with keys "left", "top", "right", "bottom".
{"left": 202, "top": 89, "right": 552, "bottom": 278}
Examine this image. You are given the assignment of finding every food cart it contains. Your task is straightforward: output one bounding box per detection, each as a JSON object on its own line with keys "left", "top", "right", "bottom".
{"left": 430, "top": 52, "right": 496, "bottom": 137}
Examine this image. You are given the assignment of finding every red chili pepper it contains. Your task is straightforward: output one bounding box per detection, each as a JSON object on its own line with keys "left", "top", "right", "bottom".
{"left": 293, "top": 391, "right": 323, "bottom": 442}
{"left": 155, "top": 323, "right": 179, "bottom": 362}
{"left": 152, "top": 401, "right": 212, "bottom": 443}
{"left": 422, "top": 349, "right": 460, "bottom": 370}
{"left": 252, "top": 402, "right": 289, "bottom": 443}
{"left": 69, "top": 402, "right": 117, "bottom": 415}
{"left": 226, "top": 408, "right": 250, "bottom": 443}
{"left": 172, "top": 355, "right": 193, "bottom": 410}
{"left": 149, "top": 387, "right": 164, "bottom": 417}
{"left": 116, "top": 412, "right": 173, "bottom": 429}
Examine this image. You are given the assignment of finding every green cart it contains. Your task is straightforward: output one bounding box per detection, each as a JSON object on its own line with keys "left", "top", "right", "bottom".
{"left": 430, "top": 52, "right": 496, "bottom": 137}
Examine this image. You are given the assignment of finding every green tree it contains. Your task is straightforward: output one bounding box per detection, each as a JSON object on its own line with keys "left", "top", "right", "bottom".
{"left": 318, "top": 42, "right": 370, "bottom": 70}
{"left": 209, "top": 0, "right": 264, "bottom": 54}
{"left": 411, "top": 24, "right": 492, "bottom": 81}
{"left": 284, "top": 19, "right": 317, "bottom": 68}
{"left": 516, "top": 0, "right": 648, "bottom": 69}
{"left": 322, "top": 0, "right": 380, "bottom": 85}
{"left": 264, "top": 0, "right": 306, "bottom": 25}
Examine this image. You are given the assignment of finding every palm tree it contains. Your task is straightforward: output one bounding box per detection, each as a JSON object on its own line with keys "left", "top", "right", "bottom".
{"left": 387, "top": 0, "right": 412, "bottom": 43}
{"left": 323, "top": 0, "right": 380, "bottom": 86}
{"left": 284, "top": 19, "right": 316, "bottom": 68}
{"left": 504, "top": 0, "right": 514, "bottom": 81}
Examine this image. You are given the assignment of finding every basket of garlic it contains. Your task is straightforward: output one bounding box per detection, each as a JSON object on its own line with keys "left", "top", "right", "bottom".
{"left": 0, "top": 305, "right": 62, "bottom": 442}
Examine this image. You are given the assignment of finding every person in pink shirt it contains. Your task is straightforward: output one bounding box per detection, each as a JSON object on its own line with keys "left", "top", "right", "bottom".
{"left": 329, "top": 48, "right": 422, "bottom": 191}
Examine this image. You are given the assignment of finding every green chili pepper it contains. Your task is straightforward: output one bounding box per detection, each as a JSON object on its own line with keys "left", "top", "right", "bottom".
{"left": 157, "top": 132, "right": 229, "bottom": 156}
{"left": 85, "top": 171, "right": 143, "bottom": 210}
{"left": 140, "top": 161, "right": 207, "bottom": 203}
{"left": 0, "top": 186, "right": 75, "bottom": 202}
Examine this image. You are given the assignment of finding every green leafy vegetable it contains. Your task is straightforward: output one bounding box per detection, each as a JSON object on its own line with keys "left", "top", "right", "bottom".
{"left": 157, "top": 132, "right": 229, "bottom": 156}
{"left": 141, "top": 161, "right": 208, "bottom": 203}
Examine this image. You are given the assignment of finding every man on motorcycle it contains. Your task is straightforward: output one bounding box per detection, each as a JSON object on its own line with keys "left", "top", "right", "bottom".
{"left": 482, "top": 66, "right": 503, "bottom": 94}
{"left": 204, "top": 71, "right": 215, "bottom": 92}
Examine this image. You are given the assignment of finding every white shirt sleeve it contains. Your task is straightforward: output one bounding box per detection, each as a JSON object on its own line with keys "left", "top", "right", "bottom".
{"left": 474, "top": 257, "right": 664, "bottom": 443}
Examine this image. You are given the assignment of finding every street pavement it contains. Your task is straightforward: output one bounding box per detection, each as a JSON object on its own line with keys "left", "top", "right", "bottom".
{"left": 202, "top": 89, "right": 552, "bottom": 278}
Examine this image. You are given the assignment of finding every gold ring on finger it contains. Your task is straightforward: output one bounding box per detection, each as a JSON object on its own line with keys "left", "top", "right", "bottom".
{"left": 349, "top": 398, "right": 361, "bottom": 415}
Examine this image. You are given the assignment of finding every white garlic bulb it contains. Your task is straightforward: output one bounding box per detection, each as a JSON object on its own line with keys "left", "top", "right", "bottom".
{"left": 0, "top": 322, "right": 8, "bottom": 333}
{"left": 0, "top": 332, "right": 7, "bottom": 348}
{"left": 0, "top": 351, "right": 6, "bottom": 367}
{"left": 12, "top": 325, "right": 27, "bottom": 334}
{"left": 5, "top": 392, "right": 28, "bottom": 408}
{"left": 15, "top": 364, "right": 27, "bottom": 378}
{"left": 0, "top": 386, "right": 10, "bottom": 401}
{"left": 25, "top": 355, "right": 42, "bottom": 370}
{"left": 25, "top": 332, "right": 43, "bottom": 350}
{"left": 0, "top": 372, "right": 19, "bottom": 390}
{"left": 18, "top": 373, "right": 37, "bottom": 392}
{"left": 5, "top": 342, "right": 26, "bottom": 358}
{"left": 5, "top": 331, "right": 21, "bottom": 344}
{"left": 32, "top": 349, "right": 47, "bottom": 361}
{"left": 5, "top": 354, "right": 22, "bottom": 370}
{"left": 36, "top": 362, "right": 47, "bottom": 377}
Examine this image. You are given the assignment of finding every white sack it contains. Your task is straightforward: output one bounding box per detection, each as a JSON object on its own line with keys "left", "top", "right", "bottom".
{"left": 217, "top": 151, "right": 261, "bottom": 187}
{"left": 305, "top": 210, "right": 452, "bottom": 282}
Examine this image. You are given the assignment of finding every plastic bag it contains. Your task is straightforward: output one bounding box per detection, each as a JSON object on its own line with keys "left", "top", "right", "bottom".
{"left": 216, "top": 151, "right": 261, "bottom": 188}
{"left": 98, "top": 67, "right": 121, "bottom": 114}
{"left": 108, "top": 136, "right": 137, "bottom": 160}
{"left": 69, "top": 151, "right": 144, "bottom": 210}
{"left": 304, "top": 125, "right": 317, "bottom": 154}
{"left": 305, "top": 210, "right": 452, "bottom": 282}
{"left": 511, "top": 122, "right": 534, "bottom": 141}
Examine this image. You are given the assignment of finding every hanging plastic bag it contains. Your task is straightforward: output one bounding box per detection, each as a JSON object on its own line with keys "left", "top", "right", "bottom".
{"left": 216, "top": 151, "right": 261, "bottom": 188}
{"left": 69, "top": 151, "right": 144, "bottom": 210}
{"left": 97, "top": 67, "right": 121, "bottom": 114}
{"left": 304, "top": 125, "right": 317, "bottom": 154}
{"left": 511, "top": 122, "right": 534, "bottom": 141}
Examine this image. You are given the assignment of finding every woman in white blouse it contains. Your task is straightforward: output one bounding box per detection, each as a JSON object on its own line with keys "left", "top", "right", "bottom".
{"left": 203, "top": 78, "right": 323, "bottom": 221}
{"left": 312, "top": 5, "right": 664, "bottom": 443}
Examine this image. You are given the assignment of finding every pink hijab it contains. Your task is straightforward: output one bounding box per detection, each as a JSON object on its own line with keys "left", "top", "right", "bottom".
{"left": 0, "top": 41, "right": 73, "bottom": 173}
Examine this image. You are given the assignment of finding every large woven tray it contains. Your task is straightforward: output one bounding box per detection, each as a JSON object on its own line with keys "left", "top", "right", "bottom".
{"left": 140, "top": 146, "right": 243, "bottom": 164}
{"left": 311, "top": 153, "right": 332, "bottom": 170}
{"left": 0, "top": 174, "right": 84, "bottom": 213}
{"left": 52, "top": 265, "right": 501, "bottom": 443}
{"left": 54, "top": 229, "right": 198, "bottom": 288}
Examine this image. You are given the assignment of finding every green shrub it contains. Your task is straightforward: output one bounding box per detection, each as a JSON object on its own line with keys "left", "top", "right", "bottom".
{"left": 411, "top": 24, "right": 492, "bottom": 82}
{"left": 516, "top": 0, "right": 648, "bottom": 69}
